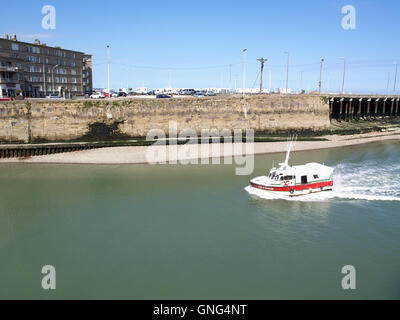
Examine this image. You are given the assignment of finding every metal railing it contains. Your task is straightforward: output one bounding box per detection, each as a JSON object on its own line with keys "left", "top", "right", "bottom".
{"left": 0, "top": 66, "right": 18, "bottom": 72}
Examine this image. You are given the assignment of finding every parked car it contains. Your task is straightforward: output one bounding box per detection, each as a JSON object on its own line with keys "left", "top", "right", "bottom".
{"left": 118, "top": 91, "right": 127, "bottom": 97}
{"left": 46, "top": 94, "right": 62, "bottom": 99}
{"left": 112, "top": 92, "right": 118, "bottom": 98}
{"left": 90, "top": 92, "right": 105, "bottom": 99}
{"left": 179, "top": 89, "right": 195, "bottom": 95}
{"left": 205, "top": 91, "right": 216, "bottom": 96}
{"left": 103, "top": 92, "right": 116, "bottom": 98}
{"left": 147, "top": 90, "right": 155, "bottom": 95}
{"left": 156, "top": 94, "right": 172, "bottom": 99}
{"left": 194, "top": 91, "right": 206, "bottom": 97}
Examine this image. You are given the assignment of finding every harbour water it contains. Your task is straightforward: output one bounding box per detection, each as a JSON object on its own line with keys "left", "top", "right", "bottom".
{"left": 0, "top": 141, "right": 400, "bottom": 299}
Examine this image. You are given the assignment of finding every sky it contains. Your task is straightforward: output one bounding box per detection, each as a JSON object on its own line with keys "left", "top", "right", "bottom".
{"left": 1, "top": 0, "right": 400, "bottom": 93}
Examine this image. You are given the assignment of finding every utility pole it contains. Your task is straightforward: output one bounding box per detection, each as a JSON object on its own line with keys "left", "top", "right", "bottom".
{"left": 285, "top": 52, "right": 290, "bottom": 93}
{"left": 107, "top": 45, "right": 111, "bottom": 100}
{"left": 257, "top": 57, "right": 267, "bottom": 93}
{"left": 318, "top": 58, "right": 324, "bottom": 94}
{"left": 340, "top": 57, "right": 346, "bottom": 94}
{"left": 393, "top": 62, "right": 398, "bottom": 95}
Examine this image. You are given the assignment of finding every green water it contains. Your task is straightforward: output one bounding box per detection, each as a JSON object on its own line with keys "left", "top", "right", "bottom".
{"left": 1, "top": 141, "right": 400, "bottom": 299}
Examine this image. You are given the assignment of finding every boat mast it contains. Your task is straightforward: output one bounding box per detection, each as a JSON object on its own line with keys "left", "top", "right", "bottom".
{"left": 284, "top": 135, "right": 297, "bottom": 166}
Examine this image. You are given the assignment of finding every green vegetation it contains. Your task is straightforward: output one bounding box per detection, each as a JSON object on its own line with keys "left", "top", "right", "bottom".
{"left": 25, "top": 101, "right": 32, "bottom": 113}
{"left": 320, "top": 96, "right": 329, "bottom": 104}
{"left": 81, "top": 120, "right": 128, "bottom": 141}
{"left": 83, "top": 101, "right": 93, "bottom": 108}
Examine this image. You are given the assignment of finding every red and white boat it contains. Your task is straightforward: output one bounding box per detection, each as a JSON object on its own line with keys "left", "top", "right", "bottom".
{"left": 248, "top": 137, "right": 334, "bottom": 197}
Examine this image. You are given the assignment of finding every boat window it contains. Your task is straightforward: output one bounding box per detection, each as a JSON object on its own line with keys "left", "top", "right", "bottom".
{"left": 313, "top": 174, "right": 319, "bottom": 179}
{"left": 280, "top": 176, "right": 284, "bottom": 181}
{"left": 301, "top": 176, "right": 308, "bottom": 184}
{"left": 284, "top": 176, "right": 294, "bottom": 180}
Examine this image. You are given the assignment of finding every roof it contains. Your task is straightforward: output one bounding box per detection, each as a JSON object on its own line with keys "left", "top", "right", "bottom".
{"left": 0, "top": 37, "right": 86, "bottom": 55}
{"left": 274, "top": 162, "right": 333, "bottom": 176}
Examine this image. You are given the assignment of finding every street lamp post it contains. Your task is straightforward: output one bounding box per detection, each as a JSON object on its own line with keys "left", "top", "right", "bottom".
{"left": 285, "top": 52, "right": 290, "bottom": 93}
{"left": 318, "top": 58, "right": 324, "bottom": 94}
{"left": 242, "top": 49, "right": 247, "bottom": 96}
{"left": 340, "top": 57, "right": 346, "bottom": 94}
{"left": 107, "top": 45, "right": 111, "bottom": 100}
{"left": 52, "top": 64, "right": 59, "bottom": 94}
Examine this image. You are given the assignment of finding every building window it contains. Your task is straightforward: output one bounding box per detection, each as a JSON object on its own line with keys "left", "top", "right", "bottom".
{"left": 72, "top": 86, "right": 77, "bottom": 92}
{"left": 71, "top": 77, "right": 77, "bottom": 83}
{"left": 26, "top": 56, "right": 41, "bottom": 63}
{"left": 28, "top": 75, "right": 42, "bottom": 82}
{"left": 25, "top": 46, "right": 40, "bottom": 54}
{"left": 71, "top": 69, "right": 77, "bottom": 75}
{"left": 11, "top": 43, "right": 19, "bottom": 51}
{"left": 55, "top": 68, "right": 67, "bottom": 75}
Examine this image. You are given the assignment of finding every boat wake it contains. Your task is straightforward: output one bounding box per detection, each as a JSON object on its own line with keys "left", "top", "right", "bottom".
{"left": 245, "top": 157, "right": 400, "bottom": 202}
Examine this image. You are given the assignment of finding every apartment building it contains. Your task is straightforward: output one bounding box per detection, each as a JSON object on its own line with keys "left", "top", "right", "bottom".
{"left": 0, "top": 34, "right": 92, "bottom": 98}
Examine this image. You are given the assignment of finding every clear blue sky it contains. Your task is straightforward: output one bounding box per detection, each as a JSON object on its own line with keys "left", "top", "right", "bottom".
{"left": 1, "top": 0, "right": 399, "bottom": 93}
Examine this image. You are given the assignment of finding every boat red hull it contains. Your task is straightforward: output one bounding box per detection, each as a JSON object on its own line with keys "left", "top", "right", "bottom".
{"left": 250, "top": 180, "right": 333, "bottom": 193}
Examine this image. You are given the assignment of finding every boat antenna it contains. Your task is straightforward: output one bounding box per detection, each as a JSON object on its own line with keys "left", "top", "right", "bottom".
{"left": 283, "top": 134, "right": 297, "bottom": 166}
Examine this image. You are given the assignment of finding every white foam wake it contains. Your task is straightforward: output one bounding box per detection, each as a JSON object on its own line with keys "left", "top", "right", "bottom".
{"left": 245, "top": 186, "right": 400, "bottom": 202}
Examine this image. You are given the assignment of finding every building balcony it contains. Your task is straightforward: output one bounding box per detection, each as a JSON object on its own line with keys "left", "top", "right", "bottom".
{"left": 0, "top": 66, "right": 19, "bottom": 72}
{"left": 0, "top": 78, "right": 19, "bottom": 84}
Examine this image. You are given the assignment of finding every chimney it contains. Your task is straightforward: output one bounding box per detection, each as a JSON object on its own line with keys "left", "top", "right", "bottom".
{"left": 5, "top": 34, "right": 9, "bottom": 40}
{"left": 11, "top": 34, "right": 17, "bottom": 41}
{"left": 34, "top": 39, "right": 40, "bottom": 45}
